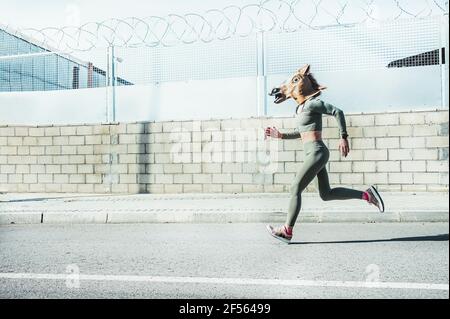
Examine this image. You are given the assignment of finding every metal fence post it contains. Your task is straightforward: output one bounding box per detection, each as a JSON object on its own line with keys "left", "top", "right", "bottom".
{"left": 256, "top": 31, "right": 267, "bottom": 117}
{"left": 441, "top": 13, "right": 449, "bottom": 109}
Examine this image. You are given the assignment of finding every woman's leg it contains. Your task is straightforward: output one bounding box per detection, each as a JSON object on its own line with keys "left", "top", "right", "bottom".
{"left": 286, "top": 145, "right": 329, "bottom": 227}
{"left": 316, "top": 166, "right": 364, "bottom": 201}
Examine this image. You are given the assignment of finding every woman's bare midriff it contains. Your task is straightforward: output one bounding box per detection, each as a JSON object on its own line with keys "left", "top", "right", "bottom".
{"left": 301, "top": 131, "right": 322, "bottom": 142}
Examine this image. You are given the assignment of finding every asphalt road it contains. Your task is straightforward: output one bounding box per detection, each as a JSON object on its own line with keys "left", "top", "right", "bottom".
{"left": 0, "top": 223, "right": 448, "bottom": 299}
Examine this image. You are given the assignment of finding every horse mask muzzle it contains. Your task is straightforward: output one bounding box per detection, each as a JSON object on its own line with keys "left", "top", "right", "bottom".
{"left": 269, "top": 87, "right": 288, "bottom": 104}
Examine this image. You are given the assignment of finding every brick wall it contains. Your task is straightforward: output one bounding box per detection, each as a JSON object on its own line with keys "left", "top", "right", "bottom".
{"left": 0, "top": 110, "right": 448, "bottom": 194}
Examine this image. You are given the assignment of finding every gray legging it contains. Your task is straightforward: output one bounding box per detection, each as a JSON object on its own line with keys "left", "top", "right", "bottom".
{"left": 287, "top": 140, "right": 363, "bottom": 227}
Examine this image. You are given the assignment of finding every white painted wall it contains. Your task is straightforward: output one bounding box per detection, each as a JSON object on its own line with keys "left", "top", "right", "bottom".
{"left": 0, "top": 68, "right": 446, "bottom": 126}
{"left": 0, "top": 77, "right": 258, "bottom": 125}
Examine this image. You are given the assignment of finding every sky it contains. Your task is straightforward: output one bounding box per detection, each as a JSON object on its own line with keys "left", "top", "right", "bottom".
{"left": 0, "top": 0, "right": 447, "bottom": 31}
{"left": 0, "top": 0, "right": 261, "bottom": 29}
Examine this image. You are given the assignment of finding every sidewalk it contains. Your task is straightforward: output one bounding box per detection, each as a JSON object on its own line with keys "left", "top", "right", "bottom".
{"left": 0, "top": 192, "right": 448, "bottom": 225}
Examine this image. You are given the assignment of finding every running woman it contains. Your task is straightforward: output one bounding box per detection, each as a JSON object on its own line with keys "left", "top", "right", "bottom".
{"left": 265, "top": 65, "right": 384, "bottom": 244}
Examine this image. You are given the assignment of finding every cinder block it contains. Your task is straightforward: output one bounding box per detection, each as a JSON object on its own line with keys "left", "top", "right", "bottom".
{"left": 127, "top": 144, "right": 146, "bottom": 154}
{"left": 7, "top": 137, "right": 22, "bottom": 146}
{"left": 78, "top": 164, "right": 94, "bottom": 174}
{"left": 69, "top": 174, "right": 85, "bottom": 184}
{"left": 222, "top": 163, "right": 242, "bottom": 173}
{"left": 146, "top": 164, "right": 164, "bottom": 174}
{"left": 163, "top": 164, "right": 183, "bottom": 174}
{"left": 399, "top": 112, "right": 425, "bottom": 125}
{"left": 62, "top": 165, "right": 77, "bottom": 174}
{"left": 202, "top": 184, "right": 223, "bottom": 193}
{"left": 388, "top": 173, "right": 413, "bottom": 184}
{"left": 232, "top": 174, "right": 253, "bottom": 184}
{"left": 202, "top": 121, "right": 221, "bottom": 131}
{"left": 376, "top": 161, "right": 401, "bottom": 172}
{"left": 69, "top": 136, "right": 85, "bottom": 145}
{"left": 28, "top": 128, "right": 45, "bottom": 137}
{"left": 60, "top": 127, "right": 77, "bottom": 136}
{"left": 274, "top": 173, "right": 295, "bottom": 184}
{"left": 126, "top": 123, "right": 145, "bottom": 134}
{"left": 120, "top": 174, "right": 137, "bottom": 184}
{"left": 202, "top": 163, "right": 222, "bottom": 173}
{"left": 14, "top": 127, "right": 29, "bottom": 137}
{"left": 387, "top": 125, "right": 413, "bottom": 137}
{"left": 427, "top": 160, "right": 449, "bottom": 172}
{"left": 137, "top": 174, "right": 154, "bottom": 184}
{"left": 46, "top": 165, "right": 61, "bottom": 174}
{"left": 23, "top": 174, "right": 37, "bottom": 184}
{"left": 77, "top": 184, "right": 95, "bottom": 193}
{"left": 163, "top": 122, "right": 182, "bottom": 133}
{"left": 347, "top": 127, "right": 363, "bottom": 137}
{"left": 413, "top": 125, "right": 438, "bottom": 136}
{"left": 329, "top": 162, "right": 352, "bottom": 173}
{"left": 147, "top": 122, "right": 163, "bottom": 133}
{"left": 322, "top": 128, "right": 340, "bottom": 139}
{"left": 223, "top": 184, "right": 243, "bottom": 193}
{"left": 400, "top": 137, "right": 426, "bottom": 149}
{"left": 413, "top": 173, "right": 440, "bottom": 184}
{"left": 54, "top": 156, "right": 70, "bottom": 165}
{"left": 155, "top": 174, "right": 173, "bottom": 184}
{"left": 285, "top": 162, "right": 302, "bottom": 173}
{"left": 340, "top": 173, "right": 363, "bottom": 184}
{"left": 350, "top": 115, "right": 375, "bottom": 126}
{"left": 364, "top": 150, "right": 388, "bottom": 161}
{"left": 183, "top": 184, "right": 203, "bottom": 193}
{"left": 8, "top": 174, "right": 23, "bottom": 183}
{"left": 46, "top": 146, "right": 61, "bottom": 155}
{"left": 85, "top": 174, "right": 102, "bottom": 185}
{"left": 389, "top": 149, "right": 414, "bottom": 161}
{"left": 401, "top": 161, "right": 426, "bottom": 172}
{"left": 85, "top": 135, "right": 102, "bottom": 145}
{"left": 243, "top": 184, "right": 264, "bottom": 193}
{"left": 426, "top": 136, "right": 449, "bottom": 148}
{"left": 76, "top": 126, "right": 93, "bottom": 135}
{"left": 425, "top": 111, "right": 449, "bottom": 124}
{"left": 352, "top": 161, "right": 376, "bottom": 172}
{"left": 212, "top": 174, "right": 232, "bottom": 184}
{"left": 22, "top": 137, "right": 38, "bottom": 146}
{"left": 119, "top": 134, "right": 136, "bottom": 144}
{"left": 38, "top": 174, "right": 53, "bottom": 184}
{"left": 155, "top": 154, "right": 171, "bottom": 164}
{"left": 351, "top": 138, "right": 375, "bottom": 149}
{"left": 92, "top": 125, "right": 110, "bottom": 135}
{"left": 375, "top": 113, "right": 399, "bottom": 126}
{"left": 364, "top": 173, "right": 388, "bottom": 184}
{"left": 54, "top": 174, "right": 69, "bottom": 184}
{"left": 45, "top": 127, "right": 60, "bottom": 136}
{"left": 412, "top": 148, "right": 439, "bottom": 160}
{"left": 174, "top": 174, "right": 192, "bottom": 184}
{"left": 376, "top": 137, "right": 400, "bottom": 149}
{"left": 69, "top": 155, "right": 85, "bottom": 164}
{"left": 37, "top": 137, "right": 52, "bottom": 146}
{"left": 276, "top": 151, "right": 296, "bottom": 162}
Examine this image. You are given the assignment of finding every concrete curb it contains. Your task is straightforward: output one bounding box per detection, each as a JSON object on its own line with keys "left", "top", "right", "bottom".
{"left": 1, "top": 209, "right": 448, "bottom": 225}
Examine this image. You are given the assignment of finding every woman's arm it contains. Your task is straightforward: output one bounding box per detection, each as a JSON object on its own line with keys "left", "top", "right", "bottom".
{"left": 313, "top": 100, "right": 348, "bottom": 139}
{"left": 281, "top": 130, "right": 301, "bottom": 140}
{"left": 265, "top": 127, "right": 301, "bottom": 140}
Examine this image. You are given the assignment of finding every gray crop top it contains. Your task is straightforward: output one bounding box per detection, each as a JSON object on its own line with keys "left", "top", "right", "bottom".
{"left": 282, "top": 98, "right": 348, "bottom": 140}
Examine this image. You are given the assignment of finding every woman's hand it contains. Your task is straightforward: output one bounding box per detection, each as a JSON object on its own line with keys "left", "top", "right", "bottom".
{"left": 265, "top": 127, "right": 283, "bottom": 140}
{"left": 339, "top": 138, "right": 350, "bottom": 158}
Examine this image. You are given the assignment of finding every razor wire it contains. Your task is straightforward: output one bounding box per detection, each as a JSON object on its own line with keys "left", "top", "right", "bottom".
{"left": 4, "top": 0, "right": 449, "bottom": 53}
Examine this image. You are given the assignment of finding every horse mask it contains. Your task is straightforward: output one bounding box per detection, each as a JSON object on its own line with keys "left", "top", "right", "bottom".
{"left": 269, "top": 64, "right": 327, "bottom": 106}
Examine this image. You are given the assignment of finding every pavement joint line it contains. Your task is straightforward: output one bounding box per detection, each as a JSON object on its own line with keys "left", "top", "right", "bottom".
{"left": 0, "top": 273, "right": 448, "bottom": 291}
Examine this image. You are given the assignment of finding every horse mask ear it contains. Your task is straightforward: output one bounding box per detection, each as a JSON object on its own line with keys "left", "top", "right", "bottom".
{"left": 299, "top": 64, "right": 311, "bottom": 76}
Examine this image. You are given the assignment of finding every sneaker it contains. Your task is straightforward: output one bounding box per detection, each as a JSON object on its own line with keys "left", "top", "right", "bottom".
{"left": 366, "top": 185, "right": 385, "bottom": 213}
{"left": 266, "top": 225, "right": 292, "bottom": 244}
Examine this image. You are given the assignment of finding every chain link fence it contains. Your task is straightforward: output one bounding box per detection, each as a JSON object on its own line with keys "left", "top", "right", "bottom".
{"left": 0, "top": 0, "right": 448, "bottom": 124}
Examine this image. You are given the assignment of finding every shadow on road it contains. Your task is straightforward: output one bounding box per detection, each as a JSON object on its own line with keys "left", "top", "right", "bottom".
{"left": 289, "top": 234, "right": 449, "bottom": 245}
